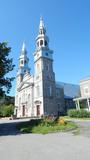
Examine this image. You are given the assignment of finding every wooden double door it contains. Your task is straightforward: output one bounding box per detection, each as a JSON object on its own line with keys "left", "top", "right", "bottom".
{"left": 36, "top": 105, "right": 40, "bottom": 116}
{"left": 22, "top": 105, "right": 25, "bottom": 116}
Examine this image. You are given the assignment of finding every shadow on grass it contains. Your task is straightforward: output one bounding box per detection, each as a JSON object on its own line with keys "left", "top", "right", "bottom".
{"left": 17, "top": 119, "right": 42, "bottom": 133}
{"left": 0, "top": 119, "right": 32, "bottom": 137}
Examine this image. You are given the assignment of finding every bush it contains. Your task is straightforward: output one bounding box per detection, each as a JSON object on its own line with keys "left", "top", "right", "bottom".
{"left": 68, "top": 109, "right": 90, "bottom": 118}
{"left": 0, "top": 109, "right": 2, "bottom": 117}
{"left": 41, "top": 116, "right": 55, "bottom": 127}
{"left": 0, "top": 104, "right": 14, "bottom": 117}
{"left": 67, "top": 109, "right": 79, "bottom": 118}
{"left": 57, "top": 117, "right": 67, "bottom": 125}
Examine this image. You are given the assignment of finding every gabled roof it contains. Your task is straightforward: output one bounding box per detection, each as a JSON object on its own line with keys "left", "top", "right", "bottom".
{"left": 17, "top": 81, "right": 34, "bottom": 91}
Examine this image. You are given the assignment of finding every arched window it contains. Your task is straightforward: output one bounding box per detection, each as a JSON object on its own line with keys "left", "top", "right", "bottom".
{"left": 40, "top": 29, "right": 43, "bottom": 34}
{"left": 45, "top": 40, "right": 47, "bottom": 46}
{"left": 24, "top": 60, "right": 26, "bottom": 64}
{"left": 28, "top": 94, "right": 30, "bottom": 107}
{"left": 22, "top": 91, "right": 25, "bottom": 102}
{"left": 40, "top": 40, "right": 43, "bottom": 46}
{"left": 20, "top": 76, "right": 23, "bottom": 82}
{"left": 37, "top": 41, "right": 39, "bottom": 47}
{"left": 47, "top": 86, "right": 52, "bottom": 97}
{"left": 21, "top": 60, "right": 23, "bottom": 65}
{"left": 36, "top": 86, "right": 40, "bottom": 97}
{"left": 19, "top": 97, "right": 21, "bottom": 110}
{"left": 37, "top": 63, "right": 40, "bottom": 71}
{"left": 46, "top": 64, "right": 49, "bottom": 71}
{"left": 28, "top": 94, "right": 30, "bottom": 101}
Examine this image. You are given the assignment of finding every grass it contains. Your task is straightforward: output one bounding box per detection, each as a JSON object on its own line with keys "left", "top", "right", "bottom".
{"left": 17, "top": 118, "right": 78, "bottom": 134}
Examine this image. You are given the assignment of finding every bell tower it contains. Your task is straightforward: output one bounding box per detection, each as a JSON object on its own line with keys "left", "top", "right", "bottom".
{"left": 15, "top": 42, "right": 30, "bottom": 114}
{"left": 34, "top": 17, "right": 56, "bottom": 116}
{"left": 16, "top": 42, "right": 30, "bottom": 88}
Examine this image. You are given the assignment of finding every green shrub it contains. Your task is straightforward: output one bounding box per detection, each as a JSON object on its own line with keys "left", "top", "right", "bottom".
{"left": 0, "top": 109, "right": 2, "bottom": 117}
{"left": 41, "top": 116, "right": 55, "bottom": 127}
{"left": 68, "top": 109, "right": 90, "bottom": 118}
{"left": 1, "top": 104, "right": 14, "bottom": 117}
{"left": 68, "top": 109, "right": 79, "bottom": 118}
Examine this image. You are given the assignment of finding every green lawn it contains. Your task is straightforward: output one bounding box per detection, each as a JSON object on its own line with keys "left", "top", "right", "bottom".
{"left": 17, "top": 118, "right": 77, "bottom": 134}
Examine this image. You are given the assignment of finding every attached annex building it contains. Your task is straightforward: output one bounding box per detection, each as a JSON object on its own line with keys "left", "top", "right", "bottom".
{"left": 74, "top": 77, "right": 90, "bottom": 111}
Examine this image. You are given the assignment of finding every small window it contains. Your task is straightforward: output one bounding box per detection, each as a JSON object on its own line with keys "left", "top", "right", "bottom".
{"left": 37, "top": 42, "right": 39, "bottom": 47}
{"left": 46, "top": 86, "right": 52, "bottom": 97}
{"left": 28, "top": 94, "right": 30, "bottom": 101}
{"left": 36, "top": 86, "right": 40, "bottom": 97}
{"left": 41, "top": 30, "right": 43, "bottom": 34}
{"left": 21, "top": 60, "right": 23, "bottom": 64}
{"left": 40, "top": 40, "right": 43, "bottom": 46}
{"left": 56, "top": 89, "right": 60, "bottom": 97}
{"left": 19, "top": 97, "right": 21, "bottom": 109}
{"left": 45, "top": 53, "right": 48, "bottom": 56}
{"left": 84, "top": 87, "right": 89, "bottom": 95}
{"left": 45, "top": 64, "right": 49, "bottom": 71}
{"left": 45, "top": 40, "right": 47, "bottom": 46}
{"left": 37, "top": 63, "right": 40, "bottom": 71}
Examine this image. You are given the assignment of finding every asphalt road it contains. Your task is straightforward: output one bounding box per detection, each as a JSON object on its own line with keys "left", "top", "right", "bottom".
{"left": 0, "top": 119, "right": 90, "bottom": 160}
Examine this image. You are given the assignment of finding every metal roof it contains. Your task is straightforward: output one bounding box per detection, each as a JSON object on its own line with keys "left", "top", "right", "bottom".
{"left": 56, "top": 82, "right": 80, "bottom": 99}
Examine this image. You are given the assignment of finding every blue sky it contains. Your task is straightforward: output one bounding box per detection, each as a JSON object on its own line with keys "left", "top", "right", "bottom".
{"left": 0, "top": 0, "right": 90, "bottom": 96}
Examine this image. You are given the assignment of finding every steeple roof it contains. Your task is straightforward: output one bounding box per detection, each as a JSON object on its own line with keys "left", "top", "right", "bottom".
{"left": 39, "top": 17, "right": 46, "bottom": 35}
{"left": 39, "top": 17, "right": 44, "bottom": 29}
{"left": 21, "top": 42, "right": 27, "bottom": 55}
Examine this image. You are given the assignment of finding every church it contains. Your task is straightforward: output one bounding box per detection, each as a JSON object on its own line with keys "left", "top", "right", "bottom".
{"left": 15, "top": 17, "right": 79, "bottom": 117}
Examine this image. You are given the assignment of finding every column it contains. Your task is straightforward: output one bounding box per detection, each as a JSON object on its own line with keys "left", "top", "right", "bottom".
{"left": 87, "top": 98, "right": 90, "bottom": 111}
{"left": 77, "top": 100, "right": 80, "bottom": 110}
{"left": 31, "top": 85, "right": 34, "bottom": 117}
{"left": 75, "top": 101, "right": 78, "bottom": 110}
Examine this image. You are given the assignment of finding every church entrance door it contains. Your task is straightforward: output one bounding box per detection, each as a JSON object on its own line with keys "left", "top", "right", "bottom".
{"left": 16, "top": 109, "right": 17, "bottom": 117}
{"left": 22, "top": 105, "right": 25, "bottom": 116}
{"left": 36, "top": 105, "right": 40, "bottom": 116}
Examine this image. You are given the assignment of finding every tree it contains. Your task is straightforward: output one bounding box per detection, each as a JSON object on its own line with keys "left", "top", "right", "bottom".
{"left": 0, "top": 42, "right": 15, "bottom": 96}
{"left": 0, "top": 95, "right": 15, "bottom": 107}
{"left": 0, "top": 104, "right": 14, "bottom": 117}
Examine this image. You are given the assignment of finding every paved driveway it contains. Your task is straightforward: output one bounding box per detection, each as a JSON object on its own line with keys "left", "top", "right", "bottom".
{"left": 72, "top": 119, "right": 90, "bottom": 138}
{"left": 0, "top": 119, "right": 90, "bottom": 160}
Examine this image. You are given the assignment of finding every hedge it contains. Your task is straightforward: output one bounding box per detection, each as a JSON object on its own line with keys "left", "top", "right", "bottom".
{"left": 67, "top": 109, "right": 90, "bottom": 118}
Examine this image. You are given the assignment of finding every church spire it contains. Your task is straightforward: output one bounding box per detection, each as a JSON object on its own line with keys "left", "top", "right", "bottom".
{"left": 39, "top": 17, "right": 46, "bottom": 35}
{"left": 35, "top": 17, "right": 49, "bottom": 50}
{"left": 39, "top": 17, "right": 44, "bottom": 29}
{"left": 17, "top": 42, "right": 30, "bottom": 76}
{"left": 21, "top": 42, "right": 27, "bottom": 55}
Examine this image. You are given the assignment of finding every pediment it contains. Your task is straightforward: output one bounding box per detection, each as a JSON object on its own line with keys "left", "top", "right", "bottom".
{"left": 17, "top": 81, "right": 34, "bottom": 91}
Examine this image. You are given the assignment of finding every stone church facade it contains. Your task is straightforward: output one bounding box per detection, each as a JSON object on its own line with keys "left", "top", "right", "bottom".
{"left": 15, "top": 18, "right": 65, "bottom": 117}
